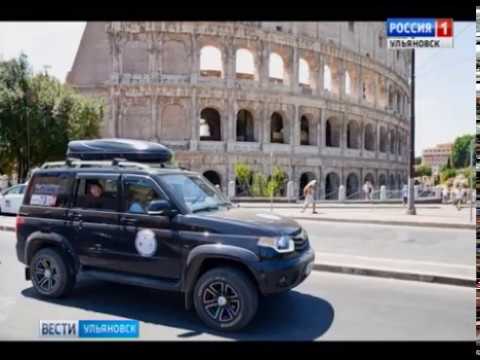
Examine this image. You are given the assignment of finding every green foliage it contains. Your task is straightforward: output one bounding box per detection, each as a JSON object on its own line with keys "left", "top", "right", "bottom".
{"left": 440, "top": 168, "right": 457, "bottom": 183}
{"left": 452, "top": 134, "right": 474, "bottom": 169}
{"left": 460, "top": 167, "right": 474, "bottom": 187}
{"left": 441, "top": 157, "right": 452, "bottom": 171}
{"left": 414, "top": 157, "right": 422, "bottom": 165}
{"left": 234, "top": 163, "right": 252, "bottom": 195}
{"left": 251, "top": 172, "right": 267, "bottom": 197}
{"left": 415, "top": 164, "right": 432, "bottom": 177}
{"left": 234, "top": 163, "right": 287, "bottom": 197}
{"left": 0, "top": 54, "right": 103, "bottom": 181}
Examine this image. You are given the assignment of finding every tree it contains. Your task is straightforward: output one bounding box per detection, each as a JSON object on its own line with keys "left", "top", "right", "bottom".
{"left": 0, "top": 54, "right": 104, "bottom": 182}
{"left": 451, "top": 134, "right": 474, "bottom": 169}
{"left": 234, "top": 163, "right": 252, "bottom": 196}
{"left": 414, "top": 156, "right": 422, "bottom": 165}
{"left": 415, "top": 164, "right": 432, "bottom": 177}
{"left": 440, "top": 168, "right": 456, "bottom": 184}
{"left": 266, "top": 166, "right": 287, "bottom": 197}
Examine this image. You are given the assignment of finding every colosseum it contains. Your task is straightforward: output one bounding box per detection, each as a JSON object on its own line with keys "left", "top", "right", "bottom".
{"left": 67, "top": 21, "right": 411, "bottom": 200}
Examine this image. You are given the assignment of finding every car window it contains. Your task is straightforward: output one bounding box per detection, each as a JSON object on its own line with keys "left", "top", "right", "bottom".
{"left": 160, "top": 174, "right": 230, "bottom": 213}
{"left": 4, "top": 186, "right": 21, "bottom": 195}
{"left": 73, "top": 177, "right": 119, "bottom": 212}
{"left": 123, "top": 177, "right": 164, "bottom": 214}
{"left": 25, "top": 174, "right": 73, "bottom": 208}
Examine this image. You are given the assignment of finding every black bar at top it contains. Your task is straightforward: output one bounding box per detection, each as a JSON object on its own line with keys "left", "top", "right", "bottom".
{"left": 0, "top": 6, "right": 475, "bottom": 21}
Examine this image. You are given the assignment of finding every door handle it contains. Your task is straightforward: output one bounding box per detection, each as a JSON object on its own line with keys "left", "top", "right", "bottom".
{"left": 120, "top": 216, "right": 138, "bottom": 226}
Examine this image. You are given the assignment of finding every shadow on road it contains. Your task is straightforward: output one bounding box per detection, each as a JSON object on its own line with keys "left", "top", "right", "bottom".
{"left": 21, "top": 276, "right": 334, "bottom": 340}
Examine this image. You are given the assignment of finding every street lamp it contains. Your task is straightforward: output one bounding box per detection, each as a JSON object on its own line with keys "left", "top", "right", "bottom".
{"left": 407, "top": 48, "right": 416, "bottom": 215}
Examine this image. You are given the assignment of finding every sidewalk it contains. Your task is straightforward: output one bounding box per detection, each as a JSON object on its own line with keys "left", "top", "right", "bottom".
{"left": 0, "top": 216, "right": 14, "bottom": 232}
{"left": 314, "top": 252, "right": 474, "bottom": 287}
{"left": 237, "top": 203, "right": 476, "bottom": 229}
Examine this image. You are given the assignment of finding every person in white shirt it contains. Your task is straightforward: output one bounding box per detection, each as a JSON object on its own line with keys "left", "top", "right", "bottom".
{"left": 301, "top": 180, "right": 318, "bottom": 214}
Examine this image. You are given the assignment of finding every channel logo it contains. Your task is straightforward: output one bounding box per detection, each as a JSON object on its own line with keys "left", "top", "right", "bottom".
{"left": 386, "top": 18, "right": 453, "bottom": 49}
{"left": 39, "top": 320, "right": 139, "bottom": 338}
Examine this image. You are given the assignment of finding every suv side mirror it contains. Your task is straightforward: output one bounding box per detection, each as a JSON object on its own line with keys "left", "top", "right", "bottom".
{"left": 147, "top": 200, "right": 174, "bottom": 216}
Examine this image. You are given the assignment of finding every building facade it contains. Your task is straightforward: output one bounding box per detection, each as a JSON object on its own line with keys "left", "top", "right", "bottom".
{"left": 422, "top": 143, "right": 453, "bottom": 172}
{"left": 67, "top": 21, "right": 411, "bottom": 199}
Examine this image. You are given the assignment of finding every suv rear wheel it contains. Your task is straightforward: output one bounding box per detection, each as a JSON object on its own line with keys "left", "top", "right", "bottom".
{"left": 30, "top": 248, "right": 76, "bottom": 298}
{"left": 193, "top": 267, "right": 258, "bottom": 332}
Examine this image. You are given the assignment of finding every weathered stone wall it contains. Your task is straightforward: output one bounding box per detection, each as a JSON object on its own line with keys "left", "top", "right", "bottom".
{"left": 67, "top": 21, "right": 412, "bottom": 199}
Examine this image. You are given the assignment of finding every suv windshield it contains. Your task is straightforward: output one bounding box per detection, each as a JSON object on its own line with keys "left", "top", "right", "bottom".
{"left": 159, "top": 174, "right": 231, "bottom": 213}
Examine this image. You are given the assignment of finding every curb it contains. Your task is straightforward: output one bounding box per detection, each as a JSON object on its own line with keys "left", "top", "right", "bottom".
{"left": 0, "top": 225, "right": 14, "bottom": 232}
{"left": 292, "top": 216, "right": 475, "bottom": 230}
{"left": 312, "top": 263, "right": 474, "bottom": 287}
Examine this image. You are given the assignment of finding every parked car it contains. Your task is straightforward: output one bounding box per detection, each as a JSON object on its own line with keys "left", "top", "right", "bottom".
{"left": 16, "top": 139, "right": 314, "bottom": 331}
{"left": 0, "top": 183, "right": 27, "bottom": 215}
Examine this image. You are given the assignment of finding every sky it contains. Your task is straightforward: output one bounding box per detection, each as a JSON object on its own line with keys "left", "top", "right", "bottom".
{"left": 0, "top": 21, "right": 475, "bottom": 154}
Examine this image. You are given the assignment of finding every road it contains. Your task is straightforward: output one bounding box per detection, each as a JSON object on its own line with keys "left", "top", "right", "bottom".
{"left": 299, "top": 220, "right": 473, "bottom": 265}
{"left": 0, "top": 231, "right": 473, "bottom": 341}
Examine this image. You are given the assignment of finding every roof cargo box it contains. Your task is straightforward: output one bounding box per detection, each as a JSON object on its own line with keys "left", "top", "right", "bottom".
{"left": 66, "top": 139, "right": 173, "bottom": 163}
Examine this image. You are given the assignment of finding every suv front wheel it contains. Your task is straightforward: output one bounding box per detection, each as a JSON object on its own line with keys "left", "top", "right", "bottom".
{"left": 30, "top": 248, "right": 76, "bottom": 298}
{"left": 193, "top": 267, "right": 258, "bottom": 332}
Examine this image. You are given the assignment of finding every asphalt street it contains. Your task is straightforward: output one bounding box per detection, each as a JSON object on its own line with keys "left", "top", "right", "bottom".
{"left": 299, "top": 220, "right": 474, "bottom": 266}
{"left": 0, "top": 231, "right": 474, "bottom": 341}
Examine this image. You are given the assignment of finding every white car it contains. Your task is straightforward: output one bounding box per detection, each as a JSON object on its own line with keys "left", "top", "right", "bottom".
{"left": 0, "top": 184, "right": 27, "bottom": 215}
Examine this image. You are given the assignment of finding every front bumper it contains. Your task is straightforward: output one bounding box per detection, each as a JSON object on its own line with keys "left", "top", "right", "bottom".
{"left": 252, "top": 248, "right": 315, "bottom": 295}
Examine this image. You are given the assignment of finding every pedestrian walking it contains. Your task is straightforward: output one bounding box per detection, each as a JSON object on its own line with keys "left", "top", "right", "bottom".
{"left": 452, "top": 185, "right": 462, "bottom": 211}
{"left": 442, "top": 187, "right": 449, "bottom": 204}
{"left": 402, "top": 184, "right": 408, "bottom": 206}
{"left": 363, "top": 181, "right": 372, "bottom": 201}
{"left": 301, "top": 180, "right": 318, "bottom": 214}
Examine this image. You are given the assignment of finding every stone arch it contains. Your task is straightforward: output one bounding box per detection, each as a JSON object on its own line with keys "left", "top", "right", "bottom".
{"left": 299, "top": 172, "right": 316, "bottom": 199}
{"left": 378, "top": 173, "right": 387, "bottom": 187}
{"left": 200, "top": 107, "right": 221, "bottom": 141}
{"left": 364, "top": 173, "right": 375, "bottom": 187}
{"left": 269, "top": 52, "right": 285, "bottom": 81}
{"left": 346, "top": 173, "right": 360, "bottom": 199}
{"left": 326, "top": 117, "right": 341, "bottom": 147}
{"left": 270, "top": 112, "right": 288, "bottom": 144}
{"left": 388, "top": 85, "right": 395, "bottom": 109}
{"left": 345, "top": 70, "right": 352, "bottom": 95}
{"left": 299, "top": 58, "right": 311, "bottom": 86}
{"left": 325, "top": 172, "right": 340, "bottom": 200}
{"left": 364, "top": 123, "right": 376, "bottom": 151}
{"left": 389, "top": 129, "right": 396, "bottom": 154}
{"left": 379, "top": 126, "right": 387, "bottom": 152}
{"left": 300, "top": 115, "right": 312, "bottom": 145}
{"left": 324, "top": 64, "right": 332, "bottom": 91}
{"left": 236, "top": 109, "right": 255, "bottom": 142}
{"left": 122, "top": 40, "right": 149, "bottom": 74}
{"left": 347, "top": 120, "right": 361, "bottom": 149}
{"left": 203, "top": 170, "right": 222, "bottom": 189}
{"left": 389, "top": 174, "right": 395, "bottom": 190}
{"left": 163, "top": 40, "right": 189, "bottom": 75}
{"left": 160, "top": 104, "right": 190, "bottom": 140}
{"left": 123, "top": 103, "right": 151, "bottom": 139}
{"left": 396, "top": 173, "right": 402, "bottom": 189}
{"left": 235, "top": 48, "right": 256, "bottom": 80}
{"left": 397, "top": 132, "right": 403, "bottom": 155}
{"left": 200, "top": 45, "right": 223, "bottom": 77}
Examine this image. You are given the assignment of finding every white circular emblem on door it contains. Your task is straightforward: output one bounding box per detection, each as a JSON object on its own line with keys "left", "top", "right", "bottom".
{"left": 135, "top": 229, "right": 157, "bottom": 257}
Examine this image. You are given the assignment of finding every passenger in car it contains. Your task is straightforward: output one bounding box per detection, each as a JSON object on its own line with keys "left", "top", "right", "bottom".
{"left": 84, "top": 181, "right": 105, "bottom": 209}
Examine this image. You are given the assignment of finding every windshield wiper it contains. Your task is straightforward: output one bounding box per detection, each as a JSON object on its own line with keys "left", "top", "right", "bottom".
{"left": 192, "top": 205, "right": 220, "bottom": 213}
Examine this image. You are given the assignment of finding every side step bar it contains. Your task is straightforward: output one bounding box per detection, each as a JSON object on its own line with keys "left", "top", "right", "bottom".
{"left": 82, "top": 268, "right": 182, "bottom": 292}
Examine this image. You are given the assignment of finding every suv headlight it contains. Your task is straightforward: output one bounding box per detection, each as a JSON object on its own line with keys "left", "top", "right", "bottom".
{"left": 258, "top": 235, "right": 295, "bottom": 253}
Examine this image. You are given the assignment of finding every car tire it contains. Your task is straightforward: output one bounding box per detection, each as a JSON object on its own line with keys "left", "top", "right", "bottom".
{"left": 30, "top": 248, "right": 76, "bottom": 298}
{"left": 193, "top": 266, "right": 258, "bottom": 332}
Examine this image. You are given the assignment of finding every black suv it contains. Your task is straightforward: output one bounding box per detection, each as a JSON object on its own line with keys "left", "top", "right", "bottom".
{"left": 16, "top": 139, "right": 315, "bottom": 331}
